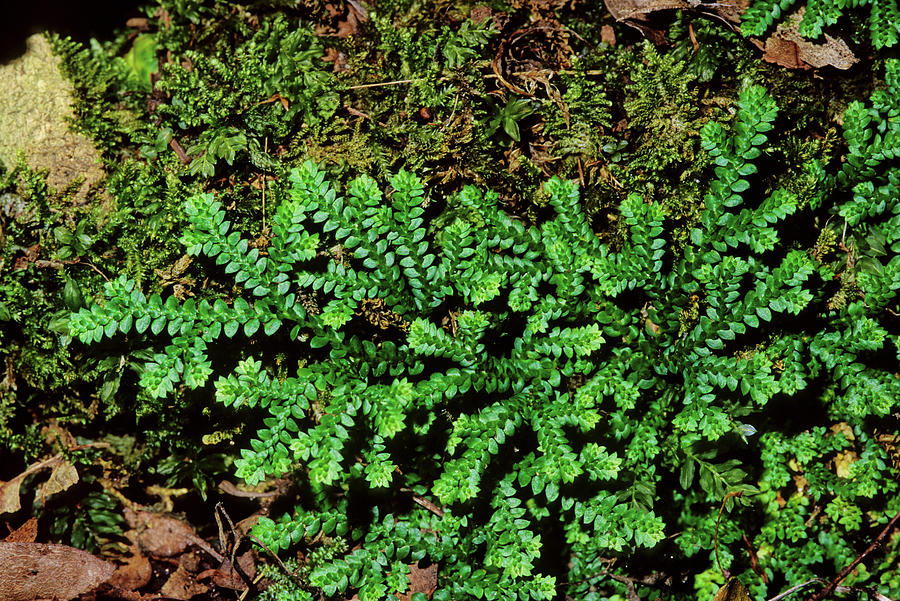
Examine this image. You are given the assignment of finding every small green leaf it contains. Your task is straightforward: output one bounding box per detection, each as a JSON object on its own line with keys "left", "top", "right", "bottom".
{"left": 244, "top": 318, "right": 261, "bottom": 337}
{"left": 135, "top": 314, "right": 151, "bottom": 333}
{"left": 62, "top": 277, "right": 85, "bottom": 311}
{"left": 224, "top": 320, "right": 240, "bottom": 338}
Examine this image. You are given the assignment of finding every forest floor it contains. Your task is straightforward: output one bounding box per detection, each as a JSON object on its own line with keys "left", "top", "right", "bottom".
{"left": 0, "top": 1, "right": 897, "bottom": 600}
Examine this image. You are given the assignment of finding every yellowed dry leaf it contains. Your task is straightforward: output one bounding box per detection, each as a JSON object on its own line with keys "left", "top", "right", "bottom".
{"left": 1, "top": 445, "right": 105, "bottom": 515}
{"left": 0, "top": 474, "right": 27, "bottom": 514}
{"left": 35, "top": 460, "right": 78, "bottom": 505}
{"left": 0, "top": 455, "right": 65, "bottom": 515}
{"left": 834, "top": 450, "right": 859, "bottom": 478}
{"left": 1, "top": 455, "right": 82, "bottom": 514}
{"left": 830, "top": 422, "right": 855, "bottom": 441}
{"left": 712, "top": 578, "right": 752, "bottom": 601}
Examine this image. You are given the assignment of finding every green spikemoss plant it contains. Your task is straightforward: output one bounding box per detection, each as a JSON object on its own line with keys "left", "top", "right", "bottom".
{"left": 71, "top": 65, "right": 900, "bottom": 600}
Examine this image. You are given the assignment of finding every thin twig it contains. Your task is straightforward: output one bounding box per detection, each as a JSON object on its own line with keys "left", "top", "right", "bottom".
{"left": 214, "top": 503, "right": 255, "bottom": 595}
{"left": 833, "top": 585, "right": 895, "bottom": 601}
{"left": 715, "top": 491, "right": 743, "bottom": 578}
{"left": 343, "top": 69, "right": 606, "bottom": 94}
{"left": 218, "top": 480, "right": 278, "bottom": 499}
{"left": 347, "top": 78, "right": 422, "bottom": 90}
{"left": 248, "top": 534, "right": 306, "bottom": 588}
{"left": 261, "top": 137, "right": 267, "bottom": 233}
{"left": 399, "top": 487, "right": 445, "bottom": 517}
{"left": 766, "top": 578, "right": 823, "bottom": 601}
{"left": 32, "top": 258, "right": 110, "bottom": 281}
{"left": 169, "top": 137, "right": 190, "bottom": 164}
{"left": 78, "top": 260, "right": 110, "bottom": 282}
{"left": 807, "top": 507, "right": 900, "bottom": 601}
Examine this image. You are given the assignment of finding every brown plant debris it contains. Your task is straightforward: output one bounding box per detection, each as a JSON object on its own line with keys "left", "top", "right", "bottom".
{"left": 603, "top": 0, "right": 748, "bottom": 44}
{"left": 398, "top": 562, "right": 439, "bottom": 601}
{"left": 315, "top": 1, "right": 368, "bottom": 39}
{"left": 160, "top": 564, "right": 208, "bottom": 600}
{"left": 358, "top": 297, "right": 410, "bottom": 332}
{"left": 492, "top": 23, "right": 574, "bottom": 96}
{"left": 756, "top": 8, "right": 858, "bottom": 69}
{"left": 0, "top": 542, "right": 115, "bottom": 601}
{"left": 108, "top": 545, "right": 153, "bottom": 591}
{"left": 155, "top": 254, "right": 195, "bottom": 300}
{"left": 196, "top": 550, "right": 256, "bottom": 590}
{"left": 125, "top": 507, "right": 222, "bottom": 561}
{"left": 712, "top": 578, "right": 752, "bottom": 601}
{"left": 3, "top": 517, "right": 38, "bottom": 543}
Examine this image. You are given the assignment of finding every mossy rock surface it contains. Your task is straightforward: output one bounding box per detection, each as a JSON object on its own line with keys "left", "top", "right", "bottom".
{"left": 0, "top": 34, "right": 105, "bottom": 202}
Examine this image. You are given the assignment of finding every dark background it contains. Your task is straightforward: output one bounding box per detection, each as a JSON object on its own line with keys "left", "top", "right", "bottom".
{"left": 0, "top": 0, "right": 144, "bottom": 63}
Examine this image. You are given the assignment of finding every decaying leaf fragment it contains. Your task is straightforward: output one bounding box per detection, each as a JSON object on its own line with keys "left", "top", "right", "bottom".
{"left": 3, "top": 517, "right": 38, "bottom": 543}
{"left": 161, "top": 565, "right": 208, "bottom": 600}
{"left": 757, "top": 8, "right": 858, "bottom": 69}
{"left": 35, "top": 459, "right": 79, "bottom": 505}
{"left": 124, "top": 506, "right": 224, "bottom": 563}
{"left": 108, "top": 544, "right": 153, "bottom": 591}
{"left": 125, "top": 507, "right": 199, "bottom": 557}
{"left": 398, "top": 562, "right": 439, "bottom": 601}
{"left": 712, "top": 578, "right": 752, "bottom": 601}
{"left": 197, "top": 551, "right": 256, "bottom": 590}
{"left": 0, "top": 455, "right": 80, "bottom": 514}
{"left": 834, "top": 449, "right": 859, "bottom": 478}
{"left": 0, "top": 542, "right": 115, "bottom": 601}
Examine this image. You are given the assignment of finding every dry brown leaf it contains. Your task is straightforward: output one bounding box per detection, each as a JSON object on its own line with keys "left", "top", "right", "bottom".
{"left": 470, "top": 5, "right": 493, "bottom": 24}
{"left": 108, "top": 545, "right": 152, "bottom": 591}
{"left": 397, "top": 563, "right": 438, "bottom": 601}
{"left": 712, "top": 578, "right": 752, "bottom": 601}
{"left": 125, "top": 508, "right": 198, "bottom": 557}
{"left": 322, "top": 47, "right": 349, "bottom": 72}
{"left": 4, "top": 517, "right": 38, "bottom": 542}
{"left": 197, "top": 551, "right": 256, "bottom": 590}
{"left": 0, "top": 541, "right": 115, "bottom": 601}
{"left": 258, "top": 93, "right": 290, "bottom": 111}
{"left": 604, "top": 0, "right": 690, "bottom": 21}
{"left": 35, "top": 459, "right": 78, "bottom": 505}
{"left": 126, "top": 17, "right": 150, "bottom": 29}
{"left": 601, "top": 24, "right": 617, "bottom": 45}
{"left": 160, "top": 565, "right": 208, "bottom": 600}
{"left": 124, "top": 507, "right": 224, "bottom": 565}
{"left": 13, "top": 243, "right": 40, "bottom": 270}
{"left": 758, "top": 8, "right": 858, "bottom": 69}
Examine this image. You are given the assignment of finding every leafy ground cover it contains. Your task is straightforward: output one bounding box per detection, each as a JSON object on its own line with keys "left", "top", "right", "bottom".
{"left": 0, "top": 1, "right": 898, "bottom": 600}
